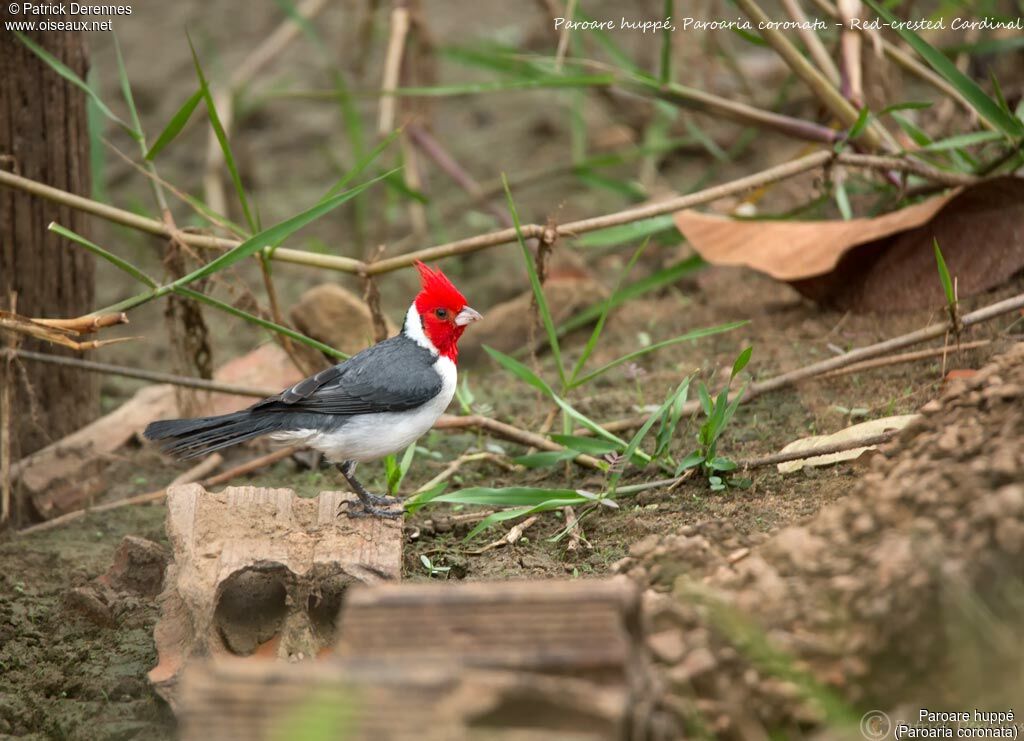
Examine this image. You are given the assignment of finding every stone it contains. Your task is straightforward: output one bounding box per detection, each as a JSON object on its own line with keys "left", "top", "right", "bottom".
{"left": 98, "top": 536, "right": 168, "bottom": 597}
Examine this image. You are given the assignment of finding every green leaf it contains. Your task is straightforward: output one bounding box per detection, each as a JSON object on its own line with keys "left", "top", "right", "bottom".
{"left": 549, "top": 434, "right": 623, "bottom": 456}
{"left": 464, "top": 499, "right": 584, "bottom": 541}
{"left": 711, "top": 456, "right": 738, "bottom": 472}
{"left": 97, "top": 171, "right": 393, "bottom": 315}
{"left": 572, "top": 321, "right": 747, "bottom": 387}
{"left": 698, "top": 383, "right": 713, "bottom": 416}
{"left": 49, "top": 223, "right": 157, "bottom": 289}
{"left": 575, "top": 215, "right": 676, "bottom": 248}
{"left": 171, "top": 173, "right": 393, "bottom": 291}
{"left": 188, "top": 35, "right": 258, "bottom": 233}
{"left": 919, "top": 130, "right": 1004, "bottom": 152}
{"left": 557, "top": 256, "right": 705, "bottom": 335}
{"left": 834, "top": 178, "right": 852, "bottom": 221}
{"left": 675, "top": 451, "right": 704, "bottom": 476}
{"left": 514, "top": 450, "right": 577, "bottom": 469}
{"left": 146, "top": 89, "right": 203, "bottom": 161}
{"left": 569, "top": 239, "right": 648, "bottom": 384}
{"left": 847, "top": 106, "right": 871, "bottom": 142}
{"left": 891, "top": 113, "right": 932, "bottom": 147}
{"left": 933, "top": 239, "right": 956, "bottom": 308}
{"left": 731, "top": 346, "right": 753, "bottom": 380}
{"left": 428, "top": 487, "right": 587, "bottom": 508}
{"left": 610, "top": 378, "right": 691, "bottom": 491}
{"left": 13, "top": 31, "right": 129, "bottom": 131}
{"left": 389, "top": 76, "right": 614, "bottom": 97}
{"left": 864, "top": 0, "right": 1024, "bottom": 138}
{"left": 502, "top": 175, "right": 566, "bottom": 387}
{"left": 880, "top": 101, "right": 933, "bottom": 116}
{"left": 484, "top": 346, "right": 629, "bottom": 450}
{"left": 719, "top": 381, "right": 749, "bottom": 433}
{"left": 112, "top": 34, "right": 144, "bottom": 143}
{"left": 175, "top": 287, "right": 347, "bottom": 359}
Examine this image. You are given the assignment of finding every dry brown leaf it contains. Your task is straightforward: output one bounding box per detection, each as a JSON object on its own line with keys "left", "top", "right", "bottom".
{"left": 675, "top": 176, "right": 1024, "bottom": 311}
{"left": 777, "top": 414, "right": 918, "bottom": 473}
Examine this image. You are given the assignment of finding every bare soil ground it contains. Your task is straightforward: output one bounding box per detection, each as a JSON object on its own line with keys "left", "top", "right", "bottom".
{"left": 3, "top": 267, "right": 1020, "bottom": 738}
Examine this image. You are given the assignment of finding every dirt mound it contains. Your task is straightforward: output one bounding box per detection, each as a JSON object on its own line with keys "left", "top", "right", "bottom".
{"left": 621, "top": 343, "right": 1024, "bottom": 737}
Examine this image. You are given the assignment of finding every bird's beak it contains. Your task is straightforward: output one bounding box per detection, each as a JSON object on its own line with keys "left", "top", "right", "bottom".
{"left": 455, "top": 306, "right": 483, "bottom": 326}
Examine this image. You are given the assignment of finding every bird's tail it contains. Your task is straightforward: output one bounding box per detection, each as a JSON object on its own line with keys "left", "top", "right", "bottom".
{"left": 144, "top": 410, "right": 282, "bottom": 460}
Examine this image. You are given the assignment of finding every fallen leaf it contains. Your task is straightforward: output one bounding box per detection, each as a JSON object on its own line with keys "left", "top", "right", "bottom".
{"left": 777, "top": 414, "right": 919, "bottom": 473}
{"left": 675, "top": 176, "right": 1024, "bottom": 312}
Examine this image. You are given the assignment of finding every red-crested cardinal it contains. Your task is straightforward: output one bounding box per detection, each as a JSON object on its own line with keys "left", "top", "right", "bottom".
{"left": 144, "top": 261, "right": 482, "bottom": 518}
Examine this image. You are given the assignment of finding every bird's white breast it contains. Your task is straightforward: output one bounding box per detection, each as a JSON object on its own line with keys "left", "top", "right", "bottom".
{"left": 274, "top": 355, "right": 457, "bottom": 463}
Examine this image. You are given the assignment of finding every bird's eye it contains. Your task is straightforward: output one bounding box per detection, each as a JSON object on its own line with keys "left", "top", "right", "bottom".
{"left": 434, "top": 308, "right": 449, "bottom": 320}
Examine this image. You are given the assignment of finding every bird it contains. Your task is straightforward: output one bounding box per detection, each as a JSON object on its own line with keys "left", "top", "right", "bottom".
{"left": 143, "top": 261, "right": 482, "bottom": 518}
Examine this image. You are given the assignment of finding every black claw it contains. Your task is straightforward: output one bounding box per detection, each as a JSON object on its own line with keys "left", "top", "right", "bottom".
{"left": 337, "top": 500, "right": 404, "bottom": 520}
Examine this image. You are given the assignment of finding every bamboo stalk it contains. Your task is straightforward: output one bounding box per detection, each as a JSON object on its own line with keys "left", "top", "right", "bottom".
{"left": 734, "top": 0, "right": 887, "bottom": 150}
{"left": 2, "top": 151, "right": 980, "bottom": 279}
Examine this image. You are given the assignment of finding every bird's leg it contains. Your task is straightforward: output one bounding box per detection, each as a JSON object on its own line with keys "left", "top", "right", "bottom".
{"left": 336, "top": 460, "right": 403, "bottom": 519}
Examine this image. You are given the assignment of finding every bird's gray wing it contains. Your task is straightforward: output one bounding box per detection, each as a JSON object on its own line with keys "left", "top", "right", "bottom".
{"left": 253, "top": 336, "right": 443, "bottom": 416}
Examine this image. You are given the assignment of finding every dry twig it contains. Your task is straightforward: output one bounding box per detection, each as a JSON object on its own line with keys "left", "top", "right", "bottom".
{"left": 0, "top": 150, "right": 981, "bottom": 278}
{"left": 17, "top": 446, "right": 298, "bottom": 536}
{"left": 584, "top": 293, "right": 1024, "bottom": 435}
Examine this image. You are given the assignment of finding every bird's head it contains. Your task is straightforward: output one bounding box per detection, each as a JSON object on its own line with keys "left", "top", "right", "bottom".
{"left": 409, "top": 261, "right": 482, "bottom": 362}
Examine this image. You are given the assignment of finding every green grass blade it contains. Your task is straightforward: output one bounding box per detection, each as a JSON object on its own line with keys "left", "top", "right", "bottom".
{"left": 174, "top": 171, "right": 393, "bottom": 289}
{"left": 919, "top": 130, "right": 1004, "bottom": 152}
{"left": 557, "top": 256, "right": 705, "bottom": 335}
{"left": 933, "top": 239, "right": 956, "bottom": 307}
{"left": 572, "top": 321, "right": 747, "bottom": 387}
{"left": 569, "top": 240, "right": 648, "bottom": 384}
{"left": 846, "top": 106, "right": 871, "bottom": 142}
{"left": 864, "top": 0, "right": 1024, "bottom": 137}
{"left": 49, "top": 223, "right": 158, "bottom": 289}
{"left": 659, "top": 0, "right": 674, "bottom": 83}
{"left": 514, "top": 450, "right": 577, "bottom": 469}
{"left": 698, "top": 383, "right": 713, "bottom": 416}
{"left": 891, "top": 113, "right": 933, "bottom": 147}
{"left": 549, "top": 434, "right": 623, "bottom": 456}
{"left": 483, "top": 344, "right": 553, "bottom": 395}
{"left": 574, "top": 215, "right": 677, "bottom": 249}
{"left": 464, "top": 501, "right": 581, "bottom": 541}
{"left": 731, "top": 346, "right": 753, "bottom": 379}
{"left": 188, "top": 35, "right": 258, "bottom": 233}
{"left": 427, "top": 487, "right": 585, "bottom": 507}
{"left": 320, "top": 129, "right": 401, "bottom": 202}
{"left": 96, "top": 170, "right": 394, "bottom": 314}
{"left": 834, "top": 178, "right": 852, "bottom": 221}
{"left": 145, "top": 89, "right": 203, "bottom": 161}
{"left": 502, "top": 175, "right": 566, "bottom": 387}
{"left": 175, "top": 287, "right": 347, "bottom": 359}
{"left": 389, "top": 76, "right": 614, "bottom": 97}
{"left": 485, "top": 346, "right": 627, "bottom": 450}
{"left": 610, "top": 377, "right": 691, "bottom": 491}
{"left": 112, "top": 34, "right": 143, "bottom": 142}
{"left": 13, "top": 31, "right": 130, "bottom": 131}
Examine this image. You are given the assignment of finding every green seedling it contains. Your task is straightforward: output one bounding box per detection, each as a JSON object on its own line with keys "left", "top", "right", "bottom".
{"left": 934, "top": 238, "right": 961, "bottom": 334}
{"left": 677, "top": 347, "right": 753, "bottom": 491}
{"left": 383, "top": 444, "right": 416, "bottom": 497}
{"left": 419, "top": 555, "right": 451, "bottom": 579}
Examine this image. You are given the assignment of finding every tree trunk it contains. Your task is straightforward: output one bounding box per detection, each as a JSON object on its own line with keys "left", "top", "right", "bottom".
{"left": 0, "top": 24, "right": 97, "bottom": 461}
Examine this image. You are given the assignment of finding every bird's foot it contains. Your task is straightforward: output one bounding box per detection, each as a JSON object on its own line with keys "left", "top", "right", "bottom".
{"left": 337, "top": 499, "right": 404, "bottom": 520}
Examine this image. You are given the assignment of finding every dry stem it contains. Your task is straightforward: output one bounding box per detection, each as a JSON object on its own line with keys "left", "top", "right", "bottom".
{"left": 584, "top": 294, "right": 1023, "bottom": 435}
{"left": 1, "top": 151, "right": 981, "bottom": 279}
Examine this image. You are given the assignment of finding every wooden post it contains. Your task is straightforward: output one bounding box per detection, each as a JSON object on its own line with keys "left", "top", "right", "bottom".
{"left": 0, "top": 20, "right": 97, "bottom": 461}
